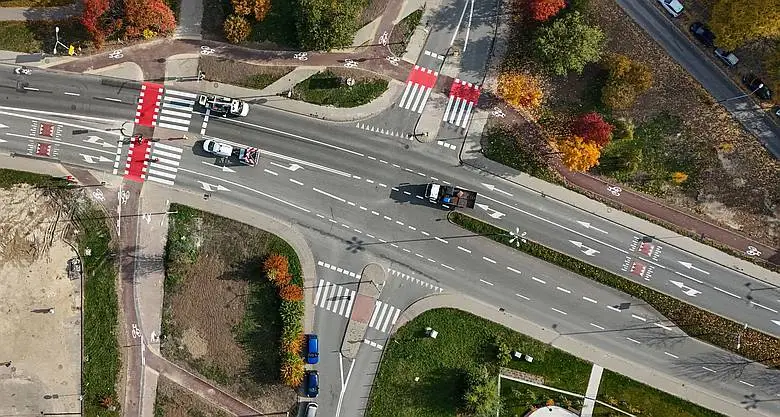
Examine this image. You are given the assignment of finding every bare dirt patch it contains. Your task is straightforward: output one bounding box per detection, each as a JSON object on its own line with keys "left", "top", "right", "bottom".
{"left": 155, "top": 376, "right": 231, "bottom": 417}
{"left": 161, "top": 205, "right": 296, "bottom": 414}
{"left": 0, "top": 185, "right": 81, "bottom": 416}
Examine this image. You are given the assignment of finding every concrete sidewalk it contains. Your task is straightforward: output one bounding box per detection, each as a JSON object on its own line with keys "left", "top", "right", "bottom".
{"left": 0, "top": 2, "right": 80, "bottom": 20}
{"left": 396, "top": 293, "right": 758, "bottom": 417}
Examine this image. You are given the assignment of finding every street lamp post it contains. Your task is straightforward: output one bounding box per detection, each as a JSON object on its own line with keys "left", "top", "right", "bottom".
{"left": 716, "top": 83, "right": 764, "bottom": 104}
{"left": 53, "top": 26, "right": 68, "bottom": 55}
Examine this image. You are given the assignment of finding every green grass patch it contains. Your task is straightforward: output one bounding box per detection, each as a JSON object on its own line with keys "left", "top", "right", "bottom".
{"left": 291, "top": 70, "right": 388, "bottom": 108}
{"left": 0, "top": 168, "right": 67, "bottom": 189}
{"left": 0, "top": 18, "right": 88, "bottom": 53}
{"left": 449, "top": 211, "right": 780, "bottom": 369}
{"left": 501, "top": 379, "right": 583, "bottom": 416}
{"left": 597, "top": 370, "right": 725, "bottom": 417}
{"left": 389, "top": 8, "right": 423, "bottom": 56}
{"left": 366, "top": 308, "right": 592, "bottom": 417}
{"left": 0, "top": 0, "right": 73, "bottom": 6}
{"left": 77, "top": 202, "right": 120, "bottom": 417}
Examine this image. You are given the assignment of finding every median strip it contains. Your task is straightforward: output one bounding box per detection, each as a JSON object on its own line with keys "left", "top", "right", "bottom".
{"left": 449, "top": 211, "right": 780, "bottom": 368}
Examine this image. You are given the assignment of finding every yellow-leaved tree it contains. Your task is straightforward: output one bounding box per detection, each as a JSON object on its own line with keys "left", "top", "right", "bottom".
{"left": 497, "top": 72, "right": 544, "bottom": 114}
{"left": 557, "top": 136, "right": 601, "bottom": 172}
{"left": 709, "top": 0, "right": 780, "bottom": 49}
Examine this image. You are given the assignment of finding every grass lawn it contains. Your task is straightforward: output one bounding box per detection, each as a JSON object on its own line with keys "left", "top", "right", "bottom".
{"left": 162, "top": 204, "right": 297, "bottom": 410}
{"left": 0, "top": 18, "right": 88, "bottom": 53}
{"left": 481, "top": 122, "right": 562, "bottom": 185}
{"left": 449, "top": 211, "right": 780, "bottom": 369}
{"left": 77, "top": 200, "right": 120, "bottom": 417}
{"left": 0, "top": 168, "right": 67, "bottom": 189}
{"left": 199, "top": 56, "right": 293, "bottom": 90}
{"left": 366, "top": 308, "right": 592, "bottom": 417}
{"left": 292, "top": 69, "right": 388, "bottom": 108}
{"left": 501, "top": 379, "right": 583, "bottom": 416}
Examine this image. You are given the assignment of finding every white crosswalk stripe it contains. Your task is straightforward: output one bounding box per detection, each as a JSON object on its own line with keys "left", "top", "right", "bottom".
{"left": 442, "top": 79, "right": 479, "bottom": 128}
{"left": 145, "top": 142, "right": 183, "bottom": 186}
{"left": 367, "top": 300, "right": 400, "bottom": 333}
{"left": 313, "top": 279, "right": 356, "bottom": 319}
{"left": 155, "top": 89, "right": 196, "bottom": 132}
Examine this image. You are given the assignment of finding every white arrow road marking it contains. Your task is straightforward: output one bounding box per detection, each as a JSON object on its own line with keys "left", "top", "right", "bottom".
{"left": 0, "top": 123, "right": 8, "bottom": 128}
{"left": 0, "top": 138, "right": 6, "bottom": 143}
{"left": 669, "top": 280, "right": 701, "bottom": 297}
{"left": 475, "top": 203, "right": 505, "bottom": 219}
{"left": 481, "top": 183, "right": 513, "bottom": 196}
{"left": 678, "top": 261, "right": 710, "bottom": 275}
{"left": 198, "top": 181, "right": 230, "bottom": 192}
{"left": 263, "top": 149, "right": 351, "bottom": 177}
{"left": 269, "top": 161, "right": 303, "bottom": 171}
{"left": 84, "top": 135, "right": 116, "bottom": 148}
{"left": 201, "top": 161, "right": 235, "bottom": 173}
{"left": 577, "top": 220, "right": 608, "bottom": 234}
{"left": 80, "top": 154, "right": 112, "bottom": 164}
{"left": 772, "top": 320, "right": 780, "bottom": 327}
{"left": 569, "top": 240, "right": 600, "bottom": 256}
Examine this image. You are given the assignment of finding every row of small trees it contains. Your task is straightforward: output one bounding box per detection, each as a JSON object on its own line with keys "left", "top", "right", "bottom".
{"left": 81, "top": 0, "right": 176, "bottom": 48}
{"left": 263, "top": 254, "right": 306, "bottom": 387}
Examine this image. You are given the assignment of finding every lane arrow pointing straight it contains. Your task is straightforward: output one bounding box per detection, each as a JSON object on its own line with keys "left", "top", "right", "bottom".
{"left": 669, "top": 280, "right": 702, "bottom": 297}
{"left": 481, "top": 183, "right": 513, "bottom": 197}
{"left": 80, "top": 154, "right": 112, "bottom": 164}
{"left": 0, "top": 123, "right": 8, "bottom": 128}
{"left": 475, "top": 203, "right": 505, "bottom": 219}
{"left": 84, "top": 135, "right": 117, "bottom": 148}
{"left": 576, "top": 221, "right": 608, "bottom": 234}
{"left": 201, "top": 161, "right": 235, "bottom": 173}
{"left": 678, "top": 261, "right": 710, "bottom": 275}
{"left": 269, "top": 161, "right": 303, "bottom": 172}
{"left": 198, "top": 181, "right": 230, "bottom": 192}
{"left": 569, "top": 240, "right": 600, "bottom": 256}
{"left": 773, "top": 320, "right": 780, "bottom": 327}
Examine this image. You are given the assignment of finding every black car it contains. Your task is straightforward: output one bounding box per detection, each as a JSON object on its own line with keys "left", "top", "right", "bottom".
{"left": 742, "top": 74, "right": 772, "bottom": 101}
{"left": 689, "top": 22, "right": 716, "bottom": 47}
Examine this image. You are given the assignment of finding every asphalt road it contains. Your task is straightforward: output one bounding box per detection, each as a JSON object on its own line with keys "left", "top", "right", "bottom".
{"left": 1, "top": 70, "right": 780, "bottom": 416}
{"left": 617, "top": 0, "right": 780, "bottom": 158}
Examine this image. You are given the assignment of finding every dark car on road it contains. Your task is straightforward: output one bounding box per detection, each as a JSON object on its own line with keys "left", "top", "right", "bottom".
{"left": 742, "top": 74, "right": 772, "bottom": 101}
{"left": 689, "top": 22, "right": 716, "bottom": 47}
{"left": 306, "top": 334, "right": 319, "bottom": 364}
{"left": 305, "top": 371, "right": 319, "bottom": 398}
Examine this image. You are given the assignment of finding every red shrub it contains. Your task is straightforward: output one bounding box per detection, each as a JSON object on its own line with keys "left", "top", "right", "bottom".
{"left": 279, "top": 284, "right": 304, "bottom": 302}
{"left": 528, "top": 0, "right": 566, "bottom": 21}
{"left": 81, "top": 0, "right": 110, "bottom": 47}
{"left": 124, "top": 0, "right": 176, "bottom": 38}
{"left": 572, "top": 112, "right": 614, "bottom": 147}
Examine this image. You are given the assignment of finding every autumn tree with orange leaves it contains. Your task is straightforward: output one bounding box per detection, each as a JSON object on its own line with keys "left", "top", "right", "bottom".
{"left": 528, "top": 0, "right": 566, "bottom": 21}
{"left": 497, "top": 72, "right": 544, "bottom": 115}
{"left": 279, "top": 284, "right": 304, "bottom": 301}
{"left": 264, "top": 254, "right": 289, "bottom": 281}
{"left": 557, "top": 136, "right": 601, "bottom": 172}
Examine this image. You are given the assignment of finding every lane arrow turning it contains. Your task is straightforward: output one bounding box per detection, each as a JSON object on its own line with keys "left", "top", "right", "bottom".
{"left": 576, "top": 220, "right": 608, "bottom": 234}
{"left": 669, "top": 280, "right": 702, "bottom": 297}
{"left": 269, "top": 161, "right": 303, "bottom": 172}
{"left": 80, "top": 154, "right": 112, "bottom": 164}
{"left": 569, "top": 240, "right": 600, "bottom": 256}
{"left": 84, "top": 135, "right": 116, "bottom": 148}
{"left": 475, "top": 203, "right": 505, "bottom": 219}
{"left": 481, "top": 183, "right": 513, "bottom": 197}
{"left": 198, "top": 181, "right": 230, "bottom": 192}
{"left": 678, "top": 261, "right": 710, "bottom": 275}
{"left": 201, "top": 161, "right": 235, "bottom": 173}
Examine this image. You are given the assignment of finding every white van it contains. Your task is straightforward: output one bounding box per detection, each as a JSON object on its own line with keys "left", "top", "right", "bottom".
{"left": 306, "top": 402, "right": 318, "bottom": 417}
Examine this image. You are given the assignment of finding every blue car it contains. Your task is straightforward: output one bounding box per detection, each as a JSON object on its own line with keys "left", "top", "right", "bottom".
{"left": 306, "top": 334, "right": 319, "bottom": 364}
{"left": 305, "top": 370, "right": 319, "bottom": 398}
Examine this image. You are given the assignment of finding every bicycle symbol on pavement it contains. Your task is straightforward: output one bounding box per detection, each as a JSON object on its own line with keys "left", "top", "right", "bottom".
{"left": 343, "top": 59, "right": 358, "bottom": 68}
{"left": 91, "top": 189, "right": 105, "bottom": 201}
{"left": 200, "top": 45, "right": 216, "bottom": 56}
{"left": 120, "top": 190, "right": 130, "bottom": 205}
{"left": 745, "top": 246, "right": 762, "bottom": 256}
{"left": 379, "top": 31, "right": 389, "bottom": 46}
{"left": 492, "top": 107, "right": 505, "bottom": 118}
{"left": 108, "top": 49, "right": 123, "bottom": 59}
{"left": 386, "top": 55, "right": 400, "bottom": 66}
{"left": 293, "top": 52, "right": 308, "bottom": 61}
{"left": 131, "top": 323, "right": 141, "bottom": 339}
{"left": 607, "top": 186, "right": 622, "bottom": 196}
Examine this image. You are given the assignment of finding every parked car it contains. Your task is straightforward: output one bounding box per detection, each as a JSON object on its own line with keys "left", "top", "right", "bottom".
{"left": 658, "top": 0, "right": 683, "bottom": 17}
{"left": 714, "top": 48, "right": 739, "bottom": 67}
{"left": 305, "top": 403, "right": 318, "bottom": 417}
{"left": 306, "top": 334, "right": 319, "bottom": 364}
{"left": 305, "top": 371, "right": 319, "bottom": 398}
{"left": 742, "top": 74, "right": 772, "bottom": 100}
{"left": 689, "top": 22, "right": 716, "bottom": 47}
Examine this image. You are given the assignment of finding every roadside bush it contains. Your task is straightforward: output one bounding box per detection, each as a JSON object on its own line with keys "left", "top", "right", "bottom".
{"left": 296, "top": 0, "right": 362, "bottom": 50}
{"left": 572, "top": 112, "right": 613, "bottom": 147}
{"left": 254, "top": 0, "right": 271, "bottom": 21}
{"left": 528, "top": 0, "right": 566, "bottom": 21}
{"left": 231, "top": 0, "right": 252, "bottom": 16}
{"left": 494, "top": 335, "right": 512, "bottom": 367}
{"left": 80, "top": 0, "right": 110, "bottom": 47}
{"left": 281, "top": 331, "right": 304, "bottom": 355}
{"left": 223, "top": 14, "right": 251, "bottom": 44}
{"left": 557, "top": 135, "right": 601, "bottom": 172}
{"left": 263, "top": 254, "right": 289, "bottom": 281}
{"left": 280, "top": 352, "right": 305, "bottom": 387}
{"left": 601, "top": 54, "right": 653, "bottom": 110}
{"left": 462, "top": 365, "right": 500, "bottom": 417}
{"left": 533, "top": 11, "right": 605, "bottom": 76}
{"left": 279, "top": 284, "right": 304, "bottom": 302}
{"left": 497, "top": 72, "right": 544, "bottom": 115}
{"left": 124, "top": 0, "right": 176, "bottom": 38}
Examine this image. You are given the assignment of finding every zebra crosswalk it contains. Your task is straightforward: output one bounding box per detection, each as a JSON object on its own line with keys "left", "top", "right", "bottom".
{"left": 313, "top": 279, "right": 400, "bottom": 333}
{"left": 368, "top": 300, "right": 400, "bottom": 333}
{"left": 156, "top": 89, "right": 198, "bottom": 132}
{"left": 145, "top": 142, "right": 183, "bottom": 186}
